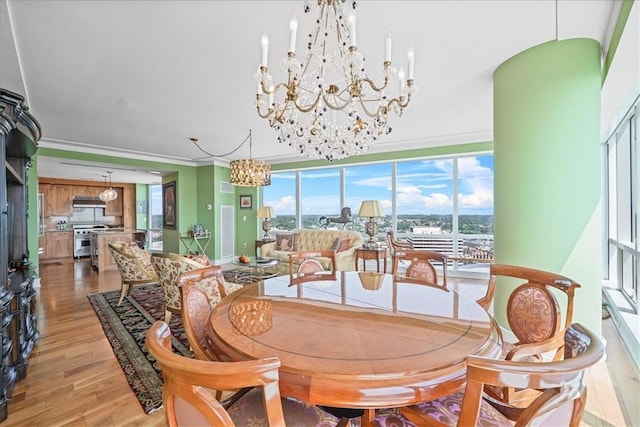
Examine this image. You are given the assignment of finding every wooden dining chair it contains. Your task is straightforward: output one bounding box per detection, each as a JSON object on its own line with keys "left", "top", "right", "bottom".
{"left": 108, "top": 241, "right": 159, "bottom": 305}
{"left": 178, "top": 266, "right": 242, "bottom": 361}
{"left": 392, "top": 249, "right": 448, "bottom": 288}
{"left": 150, "top": 252, "right": 209, "bottom": 323}
{"left": 178, "top": 266, "right": 247, "bottom": 405}
{"left": 481, "top": 263, "right": 582, "bottom": 413}
{"left": 398, "top": 323, "right": 604, "bottom": 427}
{"left": 289, "top": 250, "right": 337, "bottom": 280}
{"left": 386, "top": 230, "right": 414, "bottom": 254}
{"left": 145, "top": 321, "right": 344, "bottom": 426}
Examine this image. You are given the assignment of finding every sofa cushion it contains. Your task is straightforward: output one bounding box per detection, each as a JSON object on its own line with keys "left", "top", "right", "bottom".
{"left": 276, "top": 232, "right": 298, "bottom": 251}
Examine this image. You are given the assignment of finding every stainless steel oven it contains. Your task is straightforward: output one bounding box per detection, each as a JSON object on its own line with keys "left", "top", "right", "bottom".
{"left": 73, "top": 224, "right": 106, "bottom": 257}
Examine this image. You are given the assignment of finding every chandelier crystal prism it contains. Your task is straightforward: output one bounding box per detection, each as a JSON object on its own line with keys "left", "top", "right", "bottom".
{"left": 255, "top": 0, "right": 416, "bottom": 161}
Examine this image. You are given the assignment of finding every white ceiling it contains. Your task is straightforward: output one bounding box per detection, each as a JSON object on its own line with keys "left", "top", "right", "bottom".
{"left": 1, "top": 0, "right": 618, "bottom": 184}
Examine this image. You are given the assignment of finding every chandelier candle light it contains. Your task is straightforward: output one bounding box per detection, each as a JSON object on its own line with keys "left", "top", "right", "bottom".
{"left": 358, "top": 200, "right": 383, "bottom": 245}
{"left": 255, "top": 0, "right": 416, "bottom": 161}
{"left": 256, "top": 206, "right": 276, "bottom": 240}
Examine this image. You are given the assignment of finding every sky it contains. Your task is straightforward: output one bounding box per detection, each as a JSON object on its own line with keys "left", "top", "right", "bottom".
{"left": 263, "top": 155, "right": 494, "bottom": 216}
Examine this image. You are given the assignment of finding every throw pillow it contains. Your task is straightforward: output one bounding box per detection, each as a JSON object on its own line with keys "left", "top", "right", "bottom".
{"left": 337, "top": 238, "right": 351, "bottom": 252}
{"left": 276, "top": 233, "right": 293, "bottom": 251}
{"left": 331, "top": 237, "right": 342, "bottom": 252}
{"left": 290, "top": 232, "right": 300, "bottom": 251}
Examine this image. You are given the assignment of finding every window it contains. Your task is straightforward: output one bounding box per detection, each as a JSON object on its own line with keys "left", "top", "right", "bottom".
{"left": 264, "top": 153, "right": 494, "bottom": 273}
{"left": 345, "top": 163, "right": 392, "bottom": 237}
{"left": 262, "top": 172, "right": 297, "bottom": 231}
{"left": 148, "top": 184, "right": 163, "bottom": 250}
{"left": 606, "top": 104, "right": 638, "bottom": 305}
{"left": 300, "top": 168, "right": 340, "bottom": 229}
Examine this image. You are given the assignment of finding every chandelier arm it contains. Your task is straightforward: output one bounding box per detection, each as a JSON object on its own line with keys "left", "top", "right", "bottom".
{"left": 387, "top": 94, "right": 411, "bottom": 110}
{"left": 354, "top": 96, "right": 386, "bottom": 119}
{"left": 291, "top": 92, "right": 323, "bottom": 113}
{"left": 359, "top": 76, "right": 390, "bottom": 93}
{"left": 322, "top": 92, "right": 352, "bottom": 111}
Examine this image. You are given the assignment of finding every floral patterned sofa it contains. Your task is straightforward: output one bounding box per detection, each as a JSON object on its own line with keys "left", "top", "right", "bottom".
{"left": 259, "top": 229, "right": 364, "bottom": 272}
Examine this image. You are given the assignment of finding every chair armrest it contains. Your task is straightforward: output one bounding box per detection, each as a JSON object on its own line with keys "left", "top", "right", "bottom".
{"left": 505, "top": 333, "right": 566, "bottom": 361}
{"left": 260, "top": 241, "right": 277, "bottom": 257}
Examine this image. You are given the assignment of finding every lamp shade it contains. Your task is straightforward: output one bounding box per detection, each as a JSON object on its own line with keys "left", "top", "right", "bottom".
{"left": 358, "top": 200, "right": 383, "bottom": 217}
{"left": 230, "top": 159, "right": 271, "bottom": 187}
{"left": 257, "top": 206, "right": 275, "bottom": 219}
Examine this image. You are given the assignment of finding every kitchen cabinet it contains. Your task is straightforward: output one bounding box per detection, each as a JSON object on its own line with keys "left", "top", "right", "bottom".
{"left": 104, "top": 188, "right": 123, "bottom": 216}
{"left": 42, "top": 231, "right": 73, "bottom": 260}
{"left": 74, "top": 185, "right": 102, "bottom": 198}
{"left": 43, "top": 184, "right": 73, "bottom": 216}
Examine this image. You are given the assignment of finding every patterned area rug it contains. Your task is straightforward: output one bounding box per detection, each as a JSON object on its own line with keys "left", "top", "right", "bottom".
{"left": 222, "top": 267, "right": 276, "bottom": 285}
{"left": 88, "top": 283, "right": 192, "bottom": 414}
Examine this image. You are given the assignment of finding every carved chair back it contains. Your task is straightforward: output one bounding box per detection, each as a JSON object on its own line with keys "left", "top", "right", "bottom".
{"left": 392, "top": 249, "right": 448, "bottom": 288}
{"left": 288, "top": 250, "right": 337, "bottom": 283}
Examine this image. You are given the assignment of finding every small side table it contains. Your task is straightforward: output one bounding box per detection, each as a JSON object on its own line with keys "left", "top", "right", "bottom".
{"left": 179, "top": 233, "right": 211, "bottom": 255}
{"left": 255, "top": 239, "right": 275, "bottom": 257}
{"left": 355, "top": 247, "right": 388, "bottom": 273}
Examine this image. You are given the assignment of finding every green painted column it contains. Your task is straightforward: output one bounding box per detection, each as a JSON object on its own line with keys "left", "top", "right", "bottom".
{"left": 493, "top": 38, "right": 602, "bottom": 333}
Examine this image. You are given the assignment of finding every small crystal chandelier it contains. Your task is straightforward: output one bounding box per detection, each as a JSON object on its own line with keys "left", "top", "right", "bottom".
{"left": 229, "top": 130, "right": 271, "bottom": 187}
{"left": 255, "top": 0, "right": 416, "bottom": 161}
{"left": 99, "top": 171, "right": 118, "bottom": 202}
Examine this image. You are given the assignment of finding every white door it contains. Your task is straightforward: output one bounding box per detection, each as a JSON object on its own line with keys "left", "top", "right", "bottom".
{"left": 220, "top": 205, "right": 235, "bottom": 260}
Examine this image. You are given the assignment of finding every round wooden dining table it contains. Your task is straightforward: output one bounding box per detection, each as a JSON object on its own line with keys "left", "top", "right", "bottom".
{"left": 207, "top": 271, "right": 502, "bottom": 421}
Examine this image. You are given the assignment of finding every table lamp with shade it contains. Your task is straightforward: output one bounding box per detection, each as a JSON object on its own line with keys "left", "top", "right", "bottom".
{"left": 257, "top": 206, "right": 275, "bottom": 240}
{"left": 358, "top": 200, "right": 383, "bottom": 246}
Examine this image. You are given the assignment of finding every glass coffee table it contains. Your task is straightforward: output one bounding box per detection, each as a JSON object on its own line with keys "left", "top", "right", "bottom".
{"left": 231, "top": 257, "right": 281, "bottom": 282}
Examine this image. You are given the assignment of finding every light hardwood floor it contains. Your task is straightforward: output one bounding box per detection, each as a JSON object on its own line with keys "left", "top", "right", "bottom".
{"left": 2, "top": 260, "right": 637, "bottom": 426}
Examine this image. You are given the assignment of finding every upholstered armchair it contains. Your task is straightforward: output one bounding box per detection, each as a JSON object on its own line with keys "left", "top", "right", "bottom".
{"left": 108, "top": 241, "right": 158, "bottom": 306}
{"left": 150, "top": 253, "right": 210, "bottom": 323}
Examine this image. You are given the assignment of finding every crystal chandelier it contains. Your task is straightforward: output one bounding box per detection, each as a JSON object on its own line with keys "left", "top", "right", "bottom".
{"left": 229, "top": 130, "right": 271, "bottom": 187}
{"left": 255, "top": 0, "right": 416, "bottom": 161}
{"left": 99, "top": 171, "right": 118, "bottom": 202}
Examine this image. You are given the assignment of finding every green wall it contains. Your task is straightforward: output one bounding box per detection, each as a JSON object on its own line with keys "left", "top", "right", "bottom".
{"left": 493, "top": 38, "right": 602, "bottom": 333}
{"left": 196, "top": 165, "right": 215, "bottom": 259}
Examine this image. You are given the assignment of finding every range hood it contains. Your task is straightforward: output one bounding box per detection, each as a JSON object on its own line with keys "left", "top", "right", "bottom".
{"left": 72, "top": 196, "right": 106, "bottom": 208}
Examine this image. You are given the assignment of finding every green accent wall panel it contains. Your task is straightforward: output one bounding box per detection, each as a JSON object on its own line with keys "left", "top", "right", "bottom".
{"left": 493, "top": 38, "right": 602, "bottom": 333}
